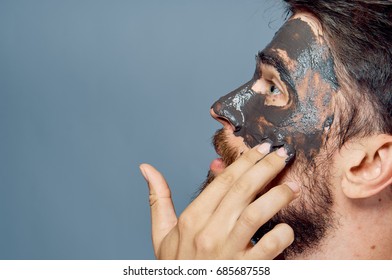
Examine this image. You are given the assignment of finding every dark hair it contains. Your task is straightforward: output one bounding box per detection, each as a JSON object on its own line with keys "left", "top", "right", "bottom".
{"left": 283, "top": 0, "right": 392, "bottom": 146}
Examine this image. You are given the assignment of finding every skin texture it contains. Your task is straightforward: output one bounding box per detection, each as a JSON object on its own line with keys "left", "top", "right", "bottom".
{"left": 211, "top": 18, "right": 338, "bottom": 161}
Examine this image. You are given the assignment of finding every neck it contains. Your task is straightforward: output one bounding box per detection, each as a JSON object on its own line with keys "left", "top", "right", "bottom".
{"left": 288, "top": 191, "right": 392, "bottom": 260}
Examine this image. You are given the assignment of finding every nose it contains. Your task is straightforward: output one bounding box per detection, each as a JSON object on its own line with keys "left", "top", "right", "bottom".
{"left": 210, "top": 107, "right": 236, "bottom": 132}
{"left": 210, "top": 80, "right": 254, "bottom": 132}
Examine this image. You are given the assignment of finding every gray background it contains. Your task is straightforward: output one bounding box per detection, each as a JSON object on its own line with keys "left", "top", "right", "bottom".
{"left": 0, "top": 0, "right": 285, "bottom": 259}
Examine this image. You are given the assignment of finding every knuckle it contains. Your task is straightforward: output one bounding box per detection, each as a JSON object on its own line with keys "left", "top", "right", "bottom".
{"left": 270, "top": 185, "right": 294, "bottom": 201}
{"left": 260, "top": 157, "right": 276, "bottom": 172}
{"left": 149, "top": 194, "right": 159, "bottom": 207}
{"left": 177, "top": 214, "right": 193, "bottom": 232}
{"left": 194, "top": 231, "right": 215, "bottom": 252}
{"left": 241, "top": 152, "right": 257, "bottom": 165}
{"left": 259, "top": 235, "right": 281, "bottom": 255}
{"left": 215, "top": 171, "right": 235, "bottom": 186}
{"left": 258, "top": 224, "right": 294, "bottom": 257}
{"left": 232, "top": 180, "right": 251, "bottom": 194}
{"left": 239, "top": 210, "right": 258, "bottom": 229}
{"left": 277, "top": 223, "right": 295, "bottom": 242}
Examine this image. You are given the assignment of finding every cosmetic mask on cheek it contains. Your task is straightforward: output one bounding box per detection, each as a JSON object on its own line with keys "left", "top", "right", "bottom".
{"left": 212, "top": 18, "right": 339, "bottom": 160}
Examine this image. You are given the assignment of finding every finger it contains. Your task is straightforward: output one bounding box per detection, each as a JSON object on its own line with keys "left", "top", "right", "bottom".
{"left": 210, "top": 147, "right": 289, "bottom": 231}
{"left": 140, "top": 163, "right": 178, "bottom": 254}
{"left": 246, "top": 223, "right": 294, "bottom": 259}
{"left": 228, "top": 183, "right": 299, "bottom": 250}
{"left": 188, "top": 143, "right": 272, "bottom": 216}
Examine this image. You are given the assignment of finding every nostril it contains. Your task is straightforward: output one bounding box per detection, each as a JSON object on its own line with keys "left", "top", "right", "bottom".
{"left": 217, "top": 116, "right": 228, "bottom": 123}
{"left": 217, "top": 116, "right": 231, "bottom": 125}
{"left": 216, "top": 116, "right": 237, "bottom": 132}
{"left": 210, "top": 106, "right": 242, "bottom": 132}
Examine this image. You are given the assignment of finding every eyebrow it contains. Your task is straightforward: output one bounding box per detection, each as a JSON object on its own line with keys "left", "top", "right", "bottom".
{"left": 256, "top": 51, "right": 296, "bottom": 94}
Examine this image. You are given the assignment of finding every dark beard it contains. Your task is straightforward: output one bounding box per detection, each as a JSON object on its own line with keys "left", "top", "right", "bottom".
{"left": 198, "top": 128, "right": 335, "bottom": 259}
{"left": 252, "top": 154, "right": 335, "bottom": 259}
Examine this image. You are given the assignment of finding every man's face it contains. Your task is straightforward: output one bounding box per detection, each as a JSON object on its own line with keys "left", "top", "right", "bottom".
{"left": 211, "top": 16, "right": 338, "bottom": 160}
{"left": 205, "top": 14, "right": 339, "bottom": 258}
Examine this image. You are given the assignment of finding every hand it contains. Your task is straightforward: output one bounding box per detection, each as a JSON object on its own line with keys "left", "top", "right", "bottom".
{"left": 139, "top": 143, "right": 300, "bottom": 259}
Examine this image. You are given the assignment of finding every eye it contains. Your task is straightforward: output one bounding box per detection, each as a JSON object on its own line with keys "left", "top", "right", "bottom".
{"left": 269, "top": 85, "right": 281, "bottom": 95}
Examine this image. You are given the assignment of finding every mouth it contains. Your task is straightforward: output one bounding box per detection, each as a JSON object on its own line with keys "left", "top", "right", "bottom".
{"left": 210, "top": 128, "right": 247, "bottom": 175}
{"left": 209, "top": 157, "right": 226, "bottom": 175}
{"left": 210, "top": 138, "right": 227, "bottom": 174}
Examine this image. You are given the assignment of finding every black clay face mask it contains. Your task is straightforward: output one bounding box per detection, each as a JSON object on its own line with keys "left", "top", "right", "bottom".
{"left": 211, "top": 18, "right": 339, "bottom": 160}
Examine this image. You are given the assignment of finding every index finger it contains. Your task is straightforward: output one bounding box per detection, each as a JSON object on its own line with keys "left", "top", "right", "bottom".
{"left": 204, "top": 147, "right": 289, "bottom": 233}
{"left": 215, "top": 147, "right": 289, "bottom": 221}
{"left": 188, "top": 142, "right": 272, "bottom": 215}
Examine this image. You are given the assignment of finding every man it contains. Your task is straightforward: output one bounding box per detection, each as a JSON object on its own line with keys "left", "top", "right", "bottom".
{"left": 140, "top": 0, "right": 392, "bottom": 259}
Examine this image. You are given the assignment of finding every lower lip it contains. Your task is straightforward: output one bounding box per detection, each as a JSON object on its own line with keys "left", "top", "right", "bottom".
{"left": 210, "top": 158, "right": 226, "bottom": 174}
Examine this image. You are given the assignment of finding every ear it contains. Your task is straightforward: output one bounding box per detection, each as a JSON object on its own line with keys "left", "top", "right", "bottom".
{"left": 340, "top": 134, "right": 392, "bottom": 199}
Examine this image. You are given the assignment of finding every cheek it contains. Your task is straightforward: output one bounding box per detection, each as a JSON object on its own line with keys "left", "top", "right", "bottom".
{"left": 283, "top": 75, "right": 336, "bottom": 158}
{"left": 236, "top": 104, "right": 296, "bottom": 148}
{"left": 242, "top": 94, "right": 295, "bottom": 127}
{"left": 295, "top": 73, "right": 335, "bottom": 128}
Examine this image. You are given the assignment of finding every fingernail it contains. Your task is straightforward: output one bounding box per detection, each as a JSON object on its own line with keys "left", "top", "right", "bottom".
{"left": 276, "top": 147, "right": 288, "bottom": 158}
{"left": 139, "top": 164, "right": 150, "bottom": 183}
{"left": 286, "top": 182, "right": 300, "bottom": 193}
{"left": 257, "top": 142, "right": 271, "bottom": 154}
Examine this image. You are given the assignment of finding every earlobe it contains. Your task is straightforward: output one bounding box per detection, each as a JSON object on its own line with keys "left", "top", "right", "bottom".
{"left": 341, "top": 134, "right": 392, "bottom": 199}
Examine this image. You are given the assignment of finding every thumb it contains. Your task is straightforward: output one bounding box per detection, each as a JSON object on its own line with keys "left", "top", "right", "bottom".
{"left": 139, "top": 163, "right": 177, "bottom": 254}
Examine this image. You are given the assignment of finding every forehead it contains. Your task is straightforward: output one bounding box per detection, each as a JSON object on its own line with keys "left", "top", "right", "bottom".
{"left": 262, "top": 17, "right": 339, "bottom": 90}
{"left": 265, "top": 18, "right": 317, "bottom": 61}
